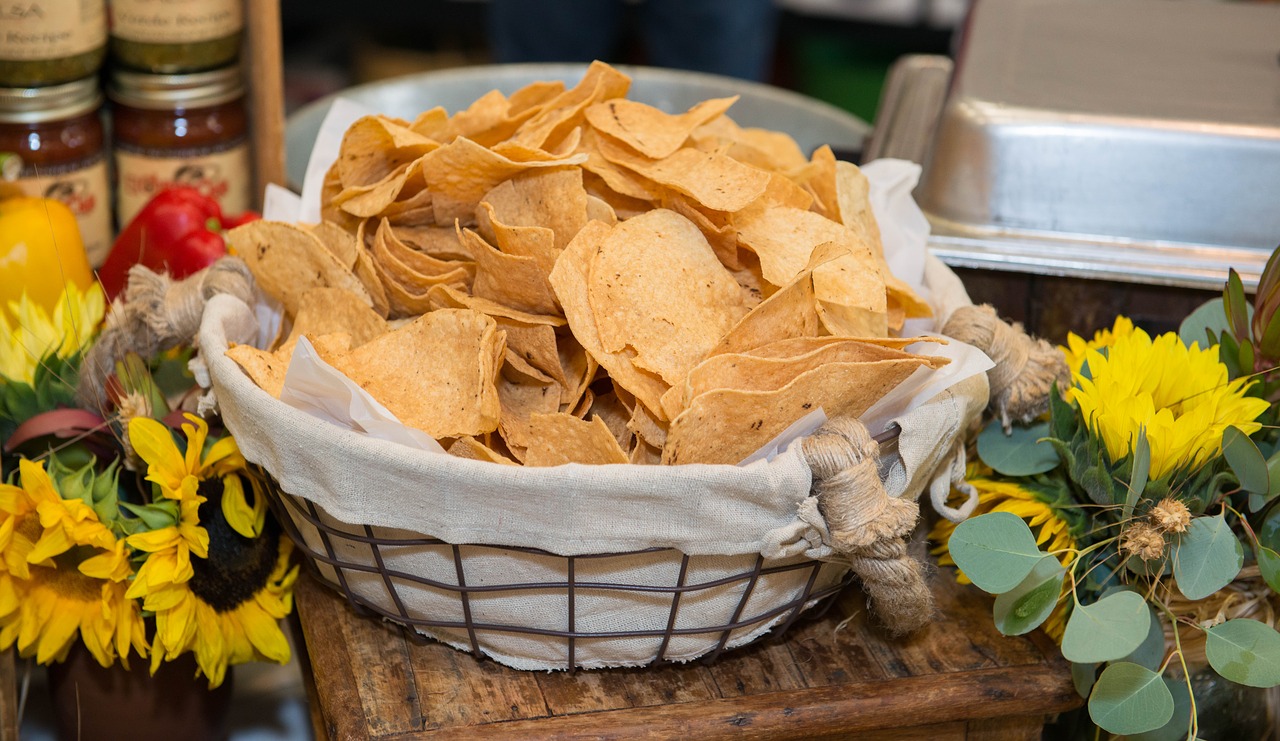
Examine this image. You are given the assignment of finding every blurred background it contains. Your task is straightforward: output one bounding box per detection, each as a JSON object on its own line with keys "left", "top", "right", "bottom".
{"left": 280, "top": 0, "right": 965, "bottom": 125}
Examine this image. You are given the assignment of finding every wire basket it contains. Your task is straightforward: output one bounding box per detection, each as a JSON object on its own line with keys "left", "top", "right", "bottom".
{"left": 257, "top": 430, "right": 897, "bottom": 671}
{"left": 263, "top": 480, "right": 855, "bottom": 671}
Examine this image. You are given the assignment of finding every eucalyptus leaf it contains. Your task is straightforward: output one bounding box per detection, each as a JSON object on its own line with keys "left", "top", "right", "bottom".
{"left": 1121, "top": 606, "right": 1167, "bottom": 671}
{"left": 1088, "top": 662, "right": 1175, "bottom": 735}
{"left": 1071, "top": 661, "right": 1099, "bottom": 699}
{"left": 1204, "top": 619, "right": 1280, "bottom": 688}
{"left": 976, "top": 419, "right": 1059, "bottom": 477}
{"left": 1260, "top": 504, "right": 1280, "bottom": 552}
{"left": 993, "top": 557, "right": 1065, "bottom": 636}
{"left": 1125, "top": 431, "right": 1151, "bottom": 520}
{"left": 1173, "top": 514, "right": 1244, "bottom": 600}
{"left": 1128, "top": 677, "right": 1194, "bottom": 741}
{"left": 1179, "top": 297, "right": 1232, "bottom": 348}
{"left": 1062, "top": 591, "right": 1151, "bottom": 663}
{"left": 1257, "top": 546, "right": 1280, "bottom": 594}
{"left": 947, "top": 512, "right": 1048, "bottom": 594}
{"left": 1223, "top": 426, "right": 1269, "bottom": 495}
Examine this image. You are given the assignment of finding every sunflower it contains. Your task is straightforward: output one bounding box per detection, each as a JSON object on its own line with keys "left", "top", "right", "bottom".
{"left": 124, "top": 413, "right": 293, "bottom": 687}
{"left": 1060, "top": 315, "right": 1135, "bottom": 376}
{"left": 0, "top": 282, "right": 104, "bottom": 384}
{"left": 0, "top": 459, "right": 148, "bottom": 667}
{"left": 144, "top": 478, "right": 298, "bottom": 688}
{"left": 124, "top": 414, "right": 265, "bottom": 598}
{"left": 1070, "top": 327, "right": 1269, "bottom": 480}
{"left": 931, "top": 466, "right": 1078, "bottom": 641}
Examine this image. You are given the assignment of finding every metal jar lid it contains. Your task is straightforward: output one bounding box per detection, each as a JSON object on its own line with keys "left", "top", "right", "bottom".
{"left": 0, "top": 76, "right": 103, "bottom": 124}
{"left": 108, "top": 65, "right": 244, "bottom": 110}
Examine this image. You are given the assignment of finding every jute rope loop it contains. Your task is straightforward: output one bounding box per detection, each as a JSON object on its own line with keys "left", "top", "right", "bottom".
{"left": 78, "top": 257, "right": 257, "bottom": 414}
{"left": 942, "top": 304, "right": 1069, "bottom": 433}
{"left": 801, "top": 418, "right": 932, "bottom": 635}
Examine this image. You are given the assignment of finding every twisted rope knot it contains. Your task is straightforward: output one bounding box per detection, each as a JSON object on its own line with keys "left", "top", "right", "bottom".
{"left": 801, "top": 417, "right": 932, "bottom": 635}
{"left": 78, "top": 257, "right": 257, "bottom": 414}
{"left": 942, "top": 304, "right": 1068, "bottom": 433}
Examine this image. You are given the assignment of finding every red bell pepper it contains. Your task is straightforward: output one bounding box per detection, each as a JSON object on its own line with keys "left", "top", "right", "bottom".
{"left": 97, "top": 186, "right": 260, "bottom": 301}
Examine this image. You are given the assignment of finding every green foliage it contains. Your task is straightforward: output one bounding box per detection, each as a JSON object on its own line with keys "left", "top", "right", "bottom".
{"left": 1124, "top": 431, "right": 1150, "bottom": 521}
{"left": 976, "top": 418, "right": 1059, "bottom": 476}
{"left": 1204, "top": 619, "right": 1280, "bottom": 688}
{"left": 0, "top": 349, "right": 82, "bottom": 446}
{"left": 1223, "top": 426, "right": 1268, "bottom": 497}
{"left": 1088, "top": 662, "right": 1175, "bottom": 735}
{"left": 1062, "top": 591, "right": 1151, "bottom": 664}
{"left": 1127, "top": 678, "right": 1193, "bottom": 741}
{"left": 1121, "top": 605, "right": 1166, "bottom": 672}
{"left": 1172, "top": 514, "right": 1243, "bottom": 601}
{"left": 947, "top": 512, "right": 1048, "bottom": 594}
{"left": 1179, "top": 297, "right": 1232, "bottom": 349}
{"left": 992, "top": 556, "right": 1064, "bottom": 636}
{"left": 46, "top": 454, "right": 121, "bottom": 526}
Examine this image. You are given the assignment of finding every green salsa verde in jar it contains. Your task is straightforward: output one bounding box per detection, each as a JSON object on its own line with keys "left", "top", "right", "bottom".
{"left": 0, "top": 0, "right": 107, "bottom": 87}
{"left": 109, "top": 0, "right": 242, "bottom": 74}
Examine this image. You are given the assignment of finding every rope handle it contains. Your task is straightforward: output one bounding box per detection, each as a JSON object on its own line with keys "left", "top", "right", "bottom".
{"left": 800, "top": 418, "right": 932, "bottom": 635}
{"left": 942, "top": 304, "right": 1069, "bottom": 433}
{"left": 77, "top": 257, "right": 257, "bottom": 415}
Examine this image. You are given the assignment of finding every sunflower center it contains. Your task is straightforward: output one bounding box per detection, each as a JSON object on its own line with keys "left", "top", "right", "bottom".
{"left": 34, "top": 562, "right": 101, "bottom": 603}
{"left": 15, "top": 516, "right": 42, "bottom": 544}
{"left": 189, "top": 477, "right": 278, "bottom": 613}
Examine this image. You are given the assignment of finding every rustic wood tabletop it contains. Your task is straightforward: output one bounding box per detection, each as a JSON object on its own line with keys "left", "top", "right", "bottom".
{"left": 291, "top": 562, "right": 1081, "bottom": 740}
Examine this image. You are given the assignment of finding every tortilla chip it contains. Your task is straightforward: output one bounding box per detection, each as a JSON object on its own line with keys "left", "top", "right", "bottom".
{"left": 420, "top": 136, "right": 587, "bottom": 224}
{"left": 584, "top": 96, "right": 737, "bottom": 159}
{"left": 448, "top": 436, "right": 519, "bottom": 465}
{"left": 226, "top": 344, "right": 288, "bottom": 398}
{"left": 328, "top": 309, "right": 503, "bottom": 438}
{"left": 662, "top": 357, "right": 930, "bottom": 465}
{"left": 587, "top": 209, "right": 749, "bottom": 385}
{"left": 480, "top": 169, "right": 589, "bottom": 251}
{"left": 282, "top": 287, "right": 389, "bottom": 350}
{"left": 459, "top": 226, "right": 560, "bottom": 316}
{"left": 549, "top": 220, "right": 669, "bottom": 419}
{"left": 523, "top": 412, "right": 629, "bottom": 466}
{"left": 601, "top": 143, "right": 770, "bottom": 213}
{"left": 226, "top": 221, "right": 373, "bottom": 316}
{"left": 497, "top": 376, "right": 562, "bottom": 459}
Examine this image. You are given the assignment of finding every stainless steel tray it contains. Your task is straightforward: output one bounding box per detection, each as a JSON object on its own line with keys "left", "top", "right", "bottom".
{"left": 892, "top": 0, "right": 1280, "bottom": 290}
{"left": 285, "top": 63, "right": 870, "bottom": 190}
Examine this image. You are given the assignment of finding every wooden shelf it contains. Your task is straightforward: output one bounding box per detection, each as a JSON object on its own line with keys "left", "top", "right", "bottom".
{"left": 292, "top": 564, "right": 1081, "bottom": 740}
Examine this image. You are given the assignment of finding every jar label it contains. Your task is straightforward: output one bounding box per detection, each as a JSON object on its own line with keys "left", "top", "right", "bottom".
{"left": 115, "top": 142, "right": 251, "bottom": 227}
{"left": 110, "top": 0, "right": 242, "bottom": 45}
{"left": 0, "top": 0, "right": 106, "bottom": 60}
{"left": 19, "top": 157, "right": 112, "bottom": 267}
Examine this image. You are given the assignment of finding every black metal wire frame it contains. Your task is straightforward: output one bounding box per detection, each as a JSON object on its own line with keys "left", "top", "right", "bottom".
{"left": 261, "top": 479, "right": 856, "bottom": 671}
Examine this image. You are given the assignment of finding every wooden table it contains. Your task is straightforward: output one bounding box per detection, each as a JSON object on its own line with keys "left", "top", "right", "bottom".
{"left": 292, "top": 565, "right": 1081, "bottom": 740}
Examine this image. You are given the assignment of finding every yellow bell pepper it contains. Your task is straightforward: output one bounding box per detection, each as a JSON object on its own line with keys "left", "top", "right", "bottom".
{"left": 0, "top": 195, "right": 93, "bottom": 324}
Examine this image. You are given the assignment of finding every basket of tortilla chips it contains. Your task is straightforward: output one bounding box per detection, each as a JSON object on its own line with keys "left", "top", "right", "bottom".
{"left": 198, "top": 62, "right": 990, "bottom": 670}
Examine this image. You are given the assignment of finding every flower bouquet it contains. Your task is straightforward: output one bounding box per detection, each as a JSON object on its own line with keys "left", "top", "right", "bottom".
{"left": 0, "top": 250, "right": 297, "bottom": 690}
{"left": 932, "top": 253, "right": 1280, "bottom": 738}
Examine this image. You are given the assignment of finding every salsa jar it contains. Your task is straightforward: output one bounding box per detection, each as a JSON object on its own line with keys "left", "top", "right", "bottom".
{"left": 0, "top": 76, "right": 112, "bottom": 266}
{"left": 109, "top": 65, "right": 251, "bottom": 227}
{"left": 0, "top": 0, "right": 107, "bottom": 87}
{"left": 109, "top": 0, "right": 242, "bottom": 74}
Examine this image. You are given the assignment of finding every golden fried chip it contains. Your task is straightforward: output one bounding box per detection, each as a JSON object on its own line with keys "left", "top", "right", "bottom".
{"left": 549, "top": 220, "right": 669, "bottom": 419}
{"left": 662, "top": 357, "right": 931, "bottom": 465}
{"left": 587, "top": 209, "right": 750, "bottom": 385}
{"left": 328, "top": 309, "right": 503, "bottom": 439}
{"left": 226, "top": 344, "right": 288, "bottom": 398}
{"left": 584, "top": 96, "right": 737, "bottom": 159}
{"left": 226, "top": 221, "right": 372, "bottom": 316}
{"left": 679, "top": 339, "right": 948, "bottom": 410}
{"left": 475, "top": 202, "right": 559, "bottom": 277}
{"left": 523, "top": 412, "right": 629, "bottom": 466}
{"left": 497, "top": 376, "right": 561, "bottom": 459}
{"left": 459, "top": 226, "right": 560, "bottom": 316}
{"left": 336, "top": 114, "right": 439, "bottom": 190}
{"left": 282, "top": 287, "right": 389, "bottom": 350}
{"left": 586, "top": 391, "right": 634, "bottom": 453}
{"left": 505, "top": 60, "right": 631, "bottom": 152}
{"left": 426, "top": 284, "right": 566, "bottom": 327}
{"left": 480, "top": 169, "right": 589, "bottom": 250}
{"left": 373, "top": 218, "right": 476, "bottom": 283}
{"left": 420, "top": 136, "right": 587, "bottom": 224}
{"left": 600, "top": 143, "right": 770, "bottom": 213}
{"left": 307, "top": 221, "right": 359, "bottom": 268}
{"left": 389, "top": 224, "right": 472, "bottom": 261}
{"left": 448, "top": 436, "right": 518, "bottom": 465}
{"left": 787, "top": 145, "right": 839, "bottom": 221}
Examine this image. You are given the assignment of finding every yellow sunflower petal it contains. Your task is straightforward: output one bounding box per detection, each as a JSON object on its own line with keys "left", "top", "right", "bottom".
{"left": 220, "top": 475, "right": 262, "bottom": 538}
{"left": 130, "top": 417, "right": 188, "bottom": 490}
{"left": 238, "top": 604, "right": 290, "bottom": 664}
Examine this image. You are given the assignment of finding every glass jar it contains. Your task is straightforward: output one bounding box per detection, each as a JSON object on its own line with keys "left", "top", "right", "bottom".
{"left": 109, "top": 65, "right": 251, "bottom": 227}
{"left": 0, "top": 0, "right": 107, "bottom": 87}
{"left": 0, "top": 76, "right": 112, "bottom": 266}
{"left": 108, "top": 0, "right": 242, "bottom": 74}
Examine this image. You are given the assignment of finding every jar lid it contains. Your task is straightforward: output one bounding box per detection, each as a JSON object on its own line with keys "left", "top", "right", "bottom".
{"left": 0, "top": 77, "right": 103, "bottom": 124}
{"left": 108, "top": 65, "right": 244, "bottom": 110}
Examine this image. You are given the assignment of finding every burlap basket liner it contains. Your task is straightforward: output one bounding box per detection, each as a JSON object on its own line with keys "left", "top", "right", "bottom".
{"left": 198, "top": 256, "right": 988, "bottom": 671}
